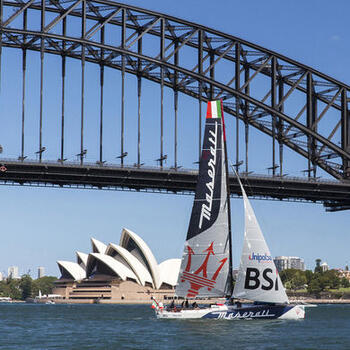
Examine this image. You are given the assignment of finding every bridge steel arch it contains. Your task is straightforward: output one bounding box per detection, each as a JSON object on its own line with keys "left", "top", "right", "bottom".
{"left": 0, "top": 0, "right": 350, "bottom": 210}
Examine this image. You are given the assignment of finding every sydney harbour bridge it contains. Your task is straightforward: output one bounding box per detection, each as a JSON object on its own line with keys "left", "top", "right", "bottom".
{"left": 0, "top": 0, "right": 350, "bottom": 211}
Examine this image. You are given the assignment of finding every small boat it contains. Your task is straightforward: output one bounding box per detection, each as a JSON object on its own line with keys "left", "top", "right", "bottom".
{"left": 0, "top": 297, "right": 12, "bottom": 303}
{"left": 154, "top": 100, "right": 306, "bottom": 320}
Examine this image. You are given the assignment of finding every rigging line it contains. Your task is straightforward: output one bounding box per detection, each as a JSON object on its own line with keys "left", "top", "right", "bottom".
{"left": 244, "top": 176, "right": 255, "bottom": 198}
{"left": 229, "top": 159, "right": 255, "bottom": 198}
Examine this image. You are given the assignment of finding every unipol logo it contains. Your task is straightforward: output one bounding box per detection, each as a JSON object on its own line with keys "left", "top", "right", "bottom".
{"left": 248, "top": 252, "right": 272, "bottom": 263}
{"left": 180, "top": 242, "right": 227, "bottom": 298}
{"left": 199, "top": 122, "right": 218, "bottom": 229}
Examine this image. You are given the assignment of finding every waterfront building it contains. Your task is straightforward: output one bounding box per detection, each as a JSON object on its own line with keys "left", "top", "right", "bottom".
{"left": 274, "top": 256, "right": 288, "bottom": 271}
{"left": 38, "top": 266, "right": 45, "bottom": 279}
{"left": 7, "top": 266, "right": 19, "bottom": 279}
{"left": 54, "top": 228, "right": 181, "bottom": 302}
{"left": 289, "top": 257, "right": 305, "bottom": 270}
{"left": 335, "top": 268, "right": 350, "bottom": 281}
{"left": 321, "top": 262, "right": 329, "bottom": 272}
{"left": 0, "top": 272, "right": 3, "bottom": 281}
{"left": 274, "top": 256, "right": 305, "bottom": 272}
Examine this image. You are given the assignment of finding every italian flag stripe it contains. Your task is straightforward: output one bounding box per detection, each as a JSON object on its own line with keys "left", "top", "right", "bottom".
{"left": 206, "top": 100, "right": 222, "bottom": 119}
{"left": 211, "top": 101, "right": 218, "bottom": 118}
{"left": 216, "top": 100, "right": 222, "bottom": 118}
{"left": 206, "top": 102, "right": 212, "bottom": 118}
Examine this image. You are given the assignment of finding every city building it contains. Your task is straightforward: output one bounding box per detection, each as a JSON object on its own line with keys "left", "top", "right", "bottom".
{"left": 53, "top": 228, "right": 181, "bottom": 302}
{"left": 289, "top": 257, "right": 305, "bottom": 270}
{"left": 321, "top": 262, "right": 329, "bottom": 272}
{"left": 334, "top": 268, "right": 350, "bottom": 281}
{"left": 274, "top": 256, "right": 305, "bottom": 272}
{"left": 7, "top": 266, "right": 19, "bottom": 279}
{"left": 0, "top": 272, "right": 3, "bottom": 281}
{"left": 38, "top": 266, "right": 45, "bottom": 279}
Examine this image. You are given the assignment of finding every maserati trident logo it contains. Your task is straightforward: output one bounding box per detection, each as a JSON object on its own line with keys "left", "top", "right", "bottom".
{"left": 180, "top": 241, "right": 227, "bottom": 298}
{"left": 199, "top": 122, "right": 218, "bottom": 229}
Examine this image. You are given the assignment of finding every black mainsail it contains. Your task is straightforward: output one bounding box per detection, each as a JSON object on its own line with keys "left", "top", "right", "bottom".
{"left": 175, "top": 100, "right": 233, "bottom": 298}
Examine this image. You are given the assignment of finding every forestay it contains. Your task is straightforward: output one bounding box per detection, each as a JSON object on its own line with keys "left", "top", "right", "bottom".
{"left": 175, "top": 100, "right": 232, "bottom": 299}
{"left": 233, "top": 176, "right": 289, "bottom": 304}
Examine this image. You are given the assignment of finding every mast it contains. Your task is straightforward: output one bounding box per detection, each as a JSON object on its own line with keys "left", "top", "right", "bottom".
{"left": 220, "top": 100, "right": 234, "bottom": 296}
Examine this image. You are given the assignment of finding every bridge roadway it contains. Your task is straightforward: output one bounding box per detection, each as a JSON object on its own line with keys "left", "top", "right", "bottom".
{"left": 0, "top": 159, "right": 349, "bottom": 211}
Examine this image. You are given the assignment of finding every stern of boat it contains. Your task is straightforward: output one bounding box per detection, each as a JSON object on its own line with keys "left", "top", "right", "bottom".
{"left": 278, "top": 305, "right": 305, "bottom": 320}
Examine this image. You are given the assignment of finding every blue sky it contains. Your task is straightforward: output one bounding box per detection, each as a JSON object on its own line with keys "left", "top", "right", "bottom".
{"left": 0, "top": 0, "right": 350, "bottom": 277}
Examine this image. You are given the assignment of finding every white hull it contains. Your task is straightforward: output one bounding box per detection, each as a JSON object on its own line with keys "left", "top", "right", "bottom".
{"left": 156, "top": 304, "right": 305, "bottom": 320}
{"left": 278, "top": 305, "right": 305, "bottom": 319}
{"left": 156, "top": 304, "right": 228, "bottom": 319}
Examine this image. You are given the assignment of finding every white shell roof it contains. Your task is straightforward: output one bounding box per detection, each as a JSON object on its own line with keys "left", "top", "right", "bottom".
{"left": 106, "top": 243, "right": 154, "bottom": 287}
{"left": 120, "top": 228, "right": 161, "bottom": 289}
{"left": 159, "top": 259, "right": 181, "bottom": 287}
{"left": 91, "top": 238, "right": 107, "bottom": 254}
{"left": 76, "top": 251, "right": 88, "bottom": 268}
{"left": 86, "top": 253, "right": 137, "bottom": 281}
{"left": 57, "top": 261, "right": 86, "bottom": 281}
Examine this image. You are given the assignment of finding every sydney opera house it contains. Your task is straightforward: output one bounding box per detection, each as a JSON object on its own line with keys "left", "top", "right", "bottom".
{"left": 53, "top": 228, "right": 181, "bottom": 303}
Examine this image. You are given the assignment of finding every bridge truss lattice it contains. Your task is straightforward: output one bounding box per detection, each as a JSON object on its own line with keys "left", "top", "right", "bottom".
{"left": 1, "top": 0, "right": 350, "bottom": 210}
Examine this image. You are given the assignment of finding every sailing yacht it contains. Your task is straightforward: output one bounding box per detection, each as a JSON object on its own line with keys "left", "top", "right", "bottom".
{"left": 155, "top": 100, "right": 306, "bottom": 320}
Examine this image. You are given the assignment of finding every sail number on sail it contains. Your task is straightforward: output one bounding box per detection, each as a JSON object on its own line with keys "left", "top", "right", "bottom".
{"left": 199, "top": 122, "right": 218, "bottom": 229}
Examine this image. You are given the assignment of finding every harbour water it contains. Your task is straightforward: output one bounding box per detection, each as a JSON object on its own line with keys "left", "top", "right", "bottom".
{"left": 0, "top": 303, "right": 349, "bottom": 350}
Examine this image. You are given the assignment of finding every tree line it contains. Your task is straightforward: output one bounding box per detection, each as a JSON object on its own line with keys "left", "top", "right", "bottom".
{"left": 0, "top": 275, "right": 57, "bottom": 300}
{"left": 279, "top": 268, "right": 350, "bottom": 295}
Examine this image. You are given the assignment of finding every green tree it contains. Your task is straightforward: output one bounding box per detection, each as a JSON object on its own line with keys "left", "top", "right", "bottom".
{"left": 307, "top": 278, "right": 322, "bottom": 296}
{"left": 32, "top": 276, "right": 57, "bottom": 297}
{"left": 20, "top": 274, "right": 33, "bottom": 300}
{"left": 279, "top": 269, "right": 307, "bottom": 290}
{"left": 0, "top": 280, "right": 9, "bottom": 297}
{"left": 341, "top": 277, "right": 350, "bottom": 288}
{"left": 324, "top": 270, "right": 341, "bottom": 289}
{"left": 314, "top": 259, "right": 322, "bottom": 273}
{"left": 304, "top": 270, "right": 313, "bottom": 285}
{"left": 0, "top": 278, "right": 22, "bottom": 300}
{"left": 0, "top": 275, "right": 58, "bottom": 300}
{"left": 279, "top": 269, "right": 299, "bottom": 285}
{"left": 307, "top": 269, "right": 341, "bottom": 294}
{"left": 291, "top": 271, "right": 307, "bottom": 290}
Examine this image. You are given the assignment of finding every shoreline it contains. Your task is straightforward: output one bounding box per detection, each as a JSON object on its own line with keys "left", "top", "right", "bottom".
{"left": 288, "top": 298, "right": 350, "bottom": 304}
{"left": 23, "top": 298, "right": 350, "bottom": 305}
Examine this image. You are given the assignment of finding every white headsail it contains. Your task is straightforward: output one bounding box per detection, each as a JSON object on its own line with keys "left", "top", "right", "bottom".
{"left": 232, "top": 175, "right": 289, "bottom": 304}
{"left": 175, "top": 100, "right": 232, "bottom": 299}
